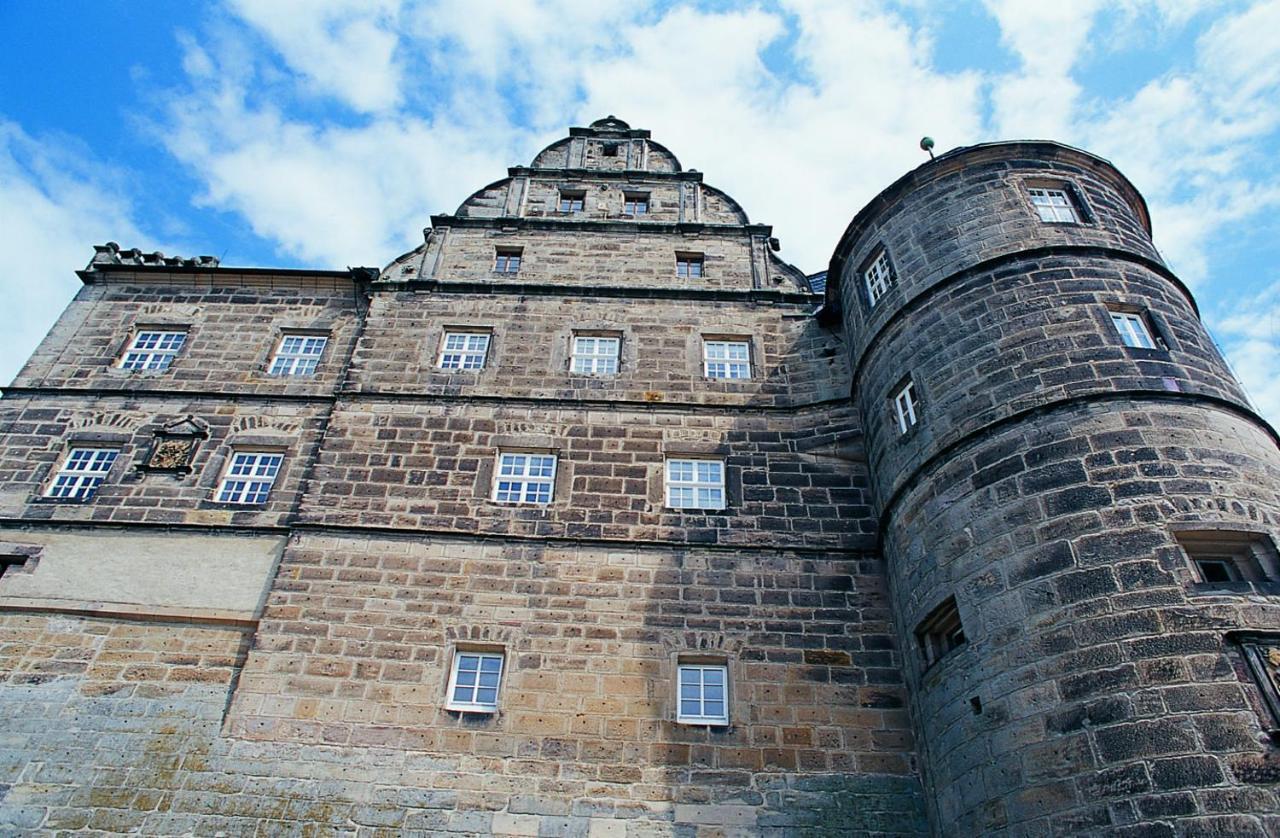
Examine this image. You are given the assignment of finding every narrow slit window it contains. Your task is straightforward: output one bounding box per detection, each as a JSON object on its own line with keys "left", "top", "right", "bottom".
{"left": 917, "top": 597, "right": 966, "bottom": 668}
{"left": 703, "top": 340, "right": 750, "bottom": 380}
{"left": 1028, "top": 187, "right": 1079, "bottom": 223}
{"left": 666, "top": 459, "right": 725, "bottom": 510}
{"left": 268, "top": 334, "right": 328, "bottom": 377}
{"left": 438, "top": 332, "right": 491, "bottom": 370}
{"left": 677, "top": 663, "right": 729, "bottom": 725}
{"left": 1109, "top": 310, "right": 1159, "bottom": 350}
{"left": 893, "top": 380, "right": 919, "bottom": 435}
{"left": 494, "top": 248, "right": 522, "bottom": 274}
{"left": 216, "top": 452, "right": 283, "bottom": 505}
{"left": 45, "top": 448, "right": 119, "bottom": 500}
{"left": 446, "top": 651, "right": 504, "bottom": 713}
{"left": 120, "top": 330, "right": 187, "bottom": 371}
{"left": 493, "top": 452, "right": 557, "bottom": 505}
{"left": 676, "top": 253, "right": 704, "bottom": 278}
{"left": 571, "top": 335, "right": 620, "bottom": 375}
{"left": 863, "top": 250, "right": 894, "bottom": 306}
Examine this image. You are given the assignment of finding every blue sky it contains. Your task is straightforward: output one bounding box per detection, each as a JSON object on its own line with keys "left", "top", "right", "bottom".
{"left": 3, "top": 0, "right": 1279, "bottom": 422}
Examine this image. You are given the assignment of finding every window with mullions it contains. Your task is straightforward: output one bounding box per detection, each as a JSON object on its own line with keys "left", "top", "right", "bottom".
{"left": 864, "top": 250, "right": 894, "bottom": 306}
{"left": 892, "top": 380, "right": 919, "bottom": 435}
{"left": 676, "top": 253, "right": 704, "bottom": 278}
{"left": 677, "top": 664, "right": 729, "bottom": 725}
{"left": 571, "top": 335, "right": 620, "bottom": 375}
{"left": 1028, "top": 187, "right": 1079, "bottom": 223}
{"left": 216, "top": 452, "right": 283, "bottom": 505}
{"left": 446, "top": 651, "right": 504, "bottom": 713}
{"left": 703, "top": 340, "right": 750, "bottom": 379}
{"left": 494, "top": 248, "right": 522, "bottom": 274}
{"left": 558, "top": 190, "right": 585, "bottom": 213}
{"left": 120, "top": 330, "right": 187, "bottom": 371}
{"left": 438, "top": 332, "right": 491, "bottom": 370}
{"left": 1109, "top": 310, "right": 1159, "bottom": 350}
{"left": 623, "top": 193, "right": 649, "bottom": 215}
{"left": 666, "top": 459, "right": 725, "bottom": 510}
{"left": 44, "top": 448, "right": 119, "bottom": 500}
{"left": 493, "top": 452, "right": 557, "bottom": 504}
{"left": 268, "top": 334, "right": 328, "bottom": 377}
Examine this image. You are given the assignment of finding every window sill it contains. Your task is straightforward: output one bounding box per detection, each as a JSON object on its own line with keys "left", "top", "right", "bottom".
{"left": 445, "top": 705, "right": 497, "bottom": 716}
{"left": 1188, "top": 581, "right": 1280, "bottom": 597}
{"left": 676, "top": 719, "right": 730, "bottom": 728}
{"left": 30, "top": 495, "right": 97, "bottom": 505}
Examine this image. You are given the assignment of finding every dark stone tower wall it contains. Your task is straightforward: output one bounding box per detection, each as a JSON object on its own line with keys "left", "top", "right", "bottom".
{"left": 831, "top": 143, "right": 1280, "bottom": 835}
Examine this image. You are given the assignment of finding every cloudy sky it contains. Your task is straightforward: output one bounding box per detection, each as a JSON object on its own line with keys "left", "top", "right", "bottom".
{"left": 3, "top": 0, "right": 1279, "bottom": 422}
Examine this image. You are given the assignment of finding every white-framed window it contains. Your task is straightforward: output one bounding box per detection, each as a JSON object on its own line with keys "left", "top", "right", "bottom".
{"left": 494, "top": 247, "right": 522, "bottom": 274}
{"left": 446, "top": 650, "right": 504, "bottom": 713}
{"left": 571, "top": 335, "right": 620, "bottom": 375}
{"left": 666, "top": 459, "right": 725, "bottom": 510}
{"left": 676, "top": 253, "right": 704, "bottom": 278}
{"left": 44, "top": 447, "right": 119, "bottom": 500}
{"left": 493, "top": 452, "right": 557, "bottom": 504}
{"left": 864, "top": 251, "right": 893, "bottom": 306}
{"left": 1110, "top": 311, "right": 1158, "bottom": 349}
{"left": 119, "top": 329, "right": 187, "bottom": 371}
{"left": 703, "top": 339, "right": 750, "bottom": 380}
{"left": 1028, "top": 187, "right": 1079, "bottom": 223}
{"left": 677, "top": 663, "right": 729, "bottom": 725}
{"left": 623, "top": 193, "right": 649, "bottom": 215}
{"left": 438, "top": 331, "right": 491, "bottom": 370}
{"left": 268, "top": 334, "right": 328, "bottom": 377}
{"left": 216, "top": 451, "right": 283, "bottom": 505}
{"left": 893, "top": 380, "right": 919, "bottom": 435}
{"left": 559, "top": 190, "right": 585, "bottom": 213}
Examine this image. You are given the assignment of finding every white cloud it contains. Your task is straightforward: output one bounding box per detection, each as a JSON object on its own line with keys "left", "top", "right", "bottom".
{"left": 0, "top": 122, "right": 168, "bottom": 385}
{"left": 1213, "top": 281, "right": 1280, "bottom": 422}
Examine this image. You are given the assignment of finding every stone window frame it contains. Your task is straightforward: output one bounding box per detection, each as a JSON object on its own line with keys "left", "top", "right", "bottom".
{"left": 890, "top": 376, "right": 921, "bottom": 438}
{"left": 115, "top": 324, "right": 191, "bottom": 373}
{"left": 476, "top": 437, "right": 571, "bottom": 510}
{"left": 1102, "top": 302, "right": 1175, "bottom": 355}
{"left": 436, "top": 327, "right": 494, "bottom": 372}
{"left": 701, "top": 335, "right": 752, "bottom": 380}
{"left": 266, "top": 331, "right": 330, "bottom": 377}
{"left": 0, "top": 543, "right": 41, "bottom": 584}
{"left": 676, "top": 251, "right": 705, "bottom": 279}
{"left": 674, "top": 653, "right": 732, "bottom": 727}
{"left": 490, "top": 450, "right": 558, "bottom": 506}
{"left": 1227, "top": 631, "right": 1280, "bottom": 740}
{"left": 1022, "top": 178, "right": 1094, "bottom": 225}
{"left": 859, "top": 245, "right": 896, "bottom": 308}
{"left": 664, "top": 457, "right": 726, "bottom": 511}
{"left": 557, "top": 189, "right": 586, "bottom": 213}
{"left": 493, "top": 246, "right": 523, "bottom": 275}
{"left": 916, "top": 596, "right": 966, "bottom": 671}
{"left": 569, "top": 331, "right": 622, "bottom": 376}
{"left": 622, "top": 191, "right": 650, "bottom": 216}
{"left": 40, "top": 441, "right": 124, "bottom": 503}
{"left": 1172, "top": 526, "right": 1280, "bottom": 594}
{"left": 444, "top": 645, "right": 507, "bottom": 715}
{"left": 202, "top": 442, "right": 289, "bottom": 508}
{"left": 656, "top": 442, "right": 740, "bottom": 514}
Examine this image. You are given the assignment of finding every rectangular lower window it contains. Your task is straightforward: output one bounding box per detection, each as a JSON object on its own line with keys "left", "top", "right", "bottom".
{"left": 494, "top": 247, "right": 522, "bottom": 274}
{"left": 917, "top": 596, "right": 966, "bottom": 668}
{"left": 493, "top": 452, "right": 557, "bottom": 504}
{"left": 1175, "top": 530, "right": 1279, "bottom": 584}
{"left": 216, "top": 451, "right": 283, "bottom": 505}
{"left": 677, "top": 663, "right": 729, "bottom": 725}
{"left": 438, "top": 331, "right": 491, "bottom": 370}
{"left": 571, "top": 335, "right": 620, "bottom": 375}
{"left": 666, "top": 459, "right": 725, "bottom": 510}
{"left": 559, "top": 190, "right": 585, "bottom": 213}
{"left": 45, "top": 447, "right": 119, "bottom": 500}
{"left": 623, "top": 193, "right": 649, "bottom": 215}
{"left": 120, "top": 329, "right": 187, "bottom": 371}
{"left": 703, "top": 339, "right": 750, "bottom": 379}
{"left": 446, "top": 651, "right": 504, "bottom": 713}
{"left": 676, "top": 253, "right": 704, "bottom": 278}
{"left": 893, "top": 380, "right": 919, "bottom": 435}
{"left": 1109, "top": 310, "right": 1159, "bottom": 349}
{"left": 268, "top": 334, "right": 328, "bottom": 376}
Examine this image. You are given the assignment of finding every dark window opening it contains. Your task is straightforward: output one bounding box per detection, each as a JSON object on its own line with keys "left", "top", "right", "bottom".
{"left": 1176, "top": 529, "right": 1280, "bottom": 584}
{"left": 916, "top": 596, "right": 966, "bottom": 668}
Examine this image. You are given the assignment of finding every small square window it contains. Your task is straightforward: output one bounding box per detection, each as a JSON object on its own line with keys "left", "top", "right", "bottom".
{"left": 917, "top": 596, "right": 966, "bottom": 668}
{"left": 493, "top": 452, "right": 557, "bottom": 505}
{"left": 1028, "top": 187, "right": 1079, "bottom": 223}
{"left": 216, "top": 451, "right": 283, "bottom": 505}
{"left": 446, "top": 650, "right": 504, "bottom": 713}
{"left": 623, "top": 193, "right": 649, "bottom": 215}
{"left": 602, "top": 143, "right": 620, "bottom": 158}
{"left": 892, "top": 380, "right": 919, "bottom": 435}
{"left": 703, "top": 340, "right": 750, "bottom": 380}
{"left": 559, "top": 190, "right": 585, "bottom": 213}
{"left": 666, "top": 459, "right": 725, "bottom": 510}
{"left": 1109, "top": 310, "right": 1159, "bottom": 350}
{"left": 863, "top": 250, "right": 894, "bottom": 306}
{"left": 438, "top": 331, "right": 491, "bottom": 370}
{"left": 45, "top": 447, "right": 119, "bottom": 500}
{"left": 571, "top": 335, "right": 620, "bottom": 375}
{"left": 120, "top": 329, "right": 187, "bottom": 371}
{"left": 677, "top": 663, "right": 729, "bottom": 725}
{"left": 269, "top": 334, "right": 328, "bottom": 377}
{"left": 494, "top": 248, "right": 522, "bottom": 274}
{"left": 676, "top": 253, "right": 704, "bottom": 278}
{"left": 1175, "top": 530, "right": 1280, "bottom": 584}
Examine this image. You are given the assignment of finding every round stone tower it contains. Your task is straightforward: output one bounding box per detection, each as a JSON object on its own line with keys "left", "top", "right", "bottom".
{"left": 828, "top": 142, "right": 1280, "bottom": 835}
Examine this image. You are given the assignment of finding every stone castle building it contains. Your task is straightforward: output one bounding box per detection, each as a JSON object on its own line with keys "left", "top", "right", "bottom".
{"left": 0, "top": 116, "right": 1277, "bottom": 836}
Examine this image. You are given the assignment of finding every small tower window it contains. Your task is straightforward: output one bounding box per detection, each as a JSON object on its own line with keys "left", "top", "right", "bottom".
{"left": 916, "top": 596, "right": 966, "bottom": 668}
{"left": 676, "top": 252, "right": 704, "bottom": 278}
{"left": 892, "top": 380, "right": 919, "bottom": 435}
{"left": 862, "top": 249, "right": 894, "bottom": 306}
{"left": 1108, "top": 309, "right": 1160, "bottom": 350}
{"left": 1028, "top": 187, "right": 1079, "bottom": 223}
{"left": 1174, "top": 530, "right": 1280, "bottom": 584}
{"left": 602, "top": 143, "right": 620, "bottom": 158}
{"left": 558, "top": 190, "right": 585, "bottom": 213}
{"left": 494, "top": 247, "right": 522, "bottom": 274}
{"left": 623, "top": 193, "right": 649, "bottom": 215}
